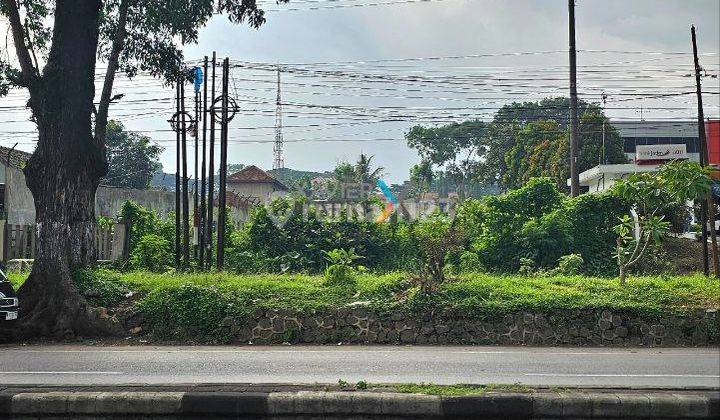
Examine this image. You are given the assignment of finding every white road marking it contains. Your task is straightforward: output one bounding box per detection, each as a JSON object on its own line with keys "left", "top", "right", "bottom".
{"left": 0, "top": 371, "right": 124, "bottom": 375}
{"left": 4, "top": 349, "right": 717, "bottom": 356}
{"left": 525, "top": 373, "right": 720, "bottom": 378}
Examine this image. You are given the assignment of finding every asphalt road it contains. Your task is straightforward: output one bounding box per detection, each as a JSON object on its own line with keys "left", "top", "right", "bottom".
{"left": 0, "top": 345, "right": 718, "bottom": 388}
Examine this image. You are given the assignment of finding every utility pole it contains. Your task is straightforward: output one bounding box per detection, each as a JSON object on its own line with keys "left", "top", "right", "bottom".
{"left": 207, "top": 52, "right": 216, "bottom": 269}
{"left": 691, "top": 25, "right": 719, "bottom": 277}
{"left": 568, "top": 0, "right": 580, "bottom": 197}
{"left": 174, "top": 79, "right": 181, "bottom": 269}
{"left": 199, "top": 57, "right": 208, "bottom": 268}
{"left": 217, "top": 57, "right": 230, "bottom": 270}
{"left": 180, "top": 80, "right": 190, "bottom": 269}
{"left": 601, "top": 92, "right": 607, "bottom": 165}
{"left": 193, "top": 68, "right": 201, "bottom": 261}
{"left": 273, "top": 65, "right": 284, "bottom": 170}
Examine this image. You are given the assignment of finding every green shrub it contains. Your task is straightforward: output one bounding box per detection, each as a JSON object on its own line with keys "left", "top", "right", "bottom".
{"left": 416, "top": 213, "right": 464, "bottom": 292}
{"left": 459, "top": 251, "right": 482, "bottom": 273}
{"left": 120, "top": 201, "right": 174, "bottom": 252}
{"left": 130, "top": 234, "right": 172, "bottom": 272}
{"left": 552, "top": 253, "right": 584, "bottom": 276}
{"left": 74, "top": 269, "right": 129, "bottom": 307}
{"left": 560, "top": 192, "right": 628, "bottom": 275}
{"left": 226, "top": 249, "right": 269, "bottom": 273}
{"left": 473, "top": 178, "right": 564, "bottom": 271}
{"left": 470, "top": 179, "right": 627, "bottom": 276}
{"left": 234, "top": 202, "right": 419, "bottom": 273}
{"left": 518, "top": 257, "right": 535, "bottom": 276}
{"left": 323, "top": 248, "right": 363, "bottom": 287}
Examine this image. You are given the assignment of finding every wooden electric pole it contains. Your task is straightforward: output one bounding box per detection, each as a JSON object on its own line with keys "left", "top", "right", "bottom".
{"left": 174, "top": 79, "right": 181, "bottom": 269}
{"left": 692, "top": 25, "right": 719, "bottom": 277}
{"left": 180, "top": 80, "right": 190, "bottom": 269}
{"left": 207, "top": 52, "right": 216, "bottom": 269}
{"left": 217, "top": 57, "right": 230, "bottom": 270}
{"left": 193, "top": 71, "right": 200, "bottom": 261}
{"left": 568, "top": 0, "right": 580, "bottom": 197}
{"left": 199, "top": 56, "right": 208, "bottom": 268}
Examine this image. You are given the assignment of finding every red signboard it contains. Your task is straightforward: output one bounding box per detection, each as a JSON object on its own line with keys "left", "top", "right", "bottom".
{"left": 707, "top": 119, "right": 720, "bottom": 166}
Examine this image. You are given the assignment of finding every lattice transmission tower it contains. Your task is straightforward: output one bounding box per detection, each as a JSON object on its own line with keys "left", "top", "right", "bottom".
{"left": 272, "top": 65, "right": 284, "bottom": 170}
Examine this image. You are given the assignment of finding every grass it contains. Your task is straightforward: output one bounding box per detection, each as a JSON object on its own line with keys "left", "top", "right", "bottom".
{"left": 7, "top": 269, "right": 718, "bottom": 340}
{"left": 389, "top": 383, "right": 534, "bottom": 396}
{"left": 8, "top": 270, "right": 719, "bottom": 314}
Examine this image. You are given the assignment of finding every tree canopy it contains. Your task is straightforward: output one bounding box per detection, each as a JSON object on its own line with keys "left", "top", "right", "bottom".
{"left": 406, "top": 97, "right": 626, "bottom": 193}
{"left": 405, "top": 119, "right": 485, "bottom": 198}
{"left": 102, "top": 120, "right": 163, "bottom": 189}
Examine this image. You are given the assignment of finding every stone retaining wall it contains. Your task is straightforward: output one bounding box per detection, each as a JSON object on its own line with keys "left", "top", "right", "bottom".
{"left": 211, "top": 307, "right": 718, "bottom": 347}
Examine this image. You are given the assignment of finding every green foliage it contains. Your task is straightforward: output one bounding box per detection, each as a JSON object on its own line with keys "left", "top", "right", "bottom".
{"left": 84, "top": 270, "right": 720, "bottom": 340}
{"left": 459, "top": 251, "right": 482, "bottom": 273}
{"left": 130, "top": 234, "right": 172, "bottom": 272}
{"left": 558, "top": 192, "right": 628, "bottom": 275}
{"left": 73, "top": 269, "right": 129, "bottom": 307}
{"left": 612, "top": 161, "right": 711, "bottom": 283}
{"left": 225, "top": 250, "right": 270, "bottom": 274}
{"left": 472, "top": 178, "right": 565, "bottom": 271}
{"left": 552, "top": 254, "right": 584, "bottom": 276}
{"left": 409, "top": 160, "right": 434, "bottom": 196}
{"left": 103, "top": 120, "right": 163, "bottom": 189}
{"left": 119, "top": 200, "right": 174, "bottom": 254}
{"left": 462, "top": 178, "right": 627, "bottom": 275}
{"left": 482, "top": 98, "right": 626, "bottom": 190}
{"left": 406, "top": 120, "right": 486, "bottom": 198}
{"left": 323, "top": 248, "right": 363, "bottom": 287}
{"left": 415, "top": 213, "right": 464, "bottom": 291}
{"left": 518, "top": 258, "right": 535, "bottom": 276}
{"left": 228, "top": 203, "right": 419, "bottom": 274}
{"left": 139, "top": 282, "right": 230, "bottom": 339}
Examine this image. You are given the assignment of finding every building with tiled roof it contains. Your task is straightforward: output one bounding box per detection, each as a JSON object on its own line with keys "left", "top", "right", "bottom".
{"left": 0, "top": 145, "right": 33, "bottom": 171}
{"left": 226, "top": 165, "right": 288, "bottom": 204}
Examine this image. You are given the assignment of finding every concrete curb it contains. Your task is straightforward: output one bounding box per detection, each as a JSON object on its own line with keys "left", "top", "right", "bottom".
{"left": 0, "top": 390, "right": 717, "bottom": 418}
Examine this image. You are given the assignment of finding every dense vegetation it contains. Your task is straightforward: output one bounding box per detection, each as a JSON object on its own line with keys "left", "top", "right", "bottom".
{"left": 118, "top": 177, "right": 631, "bottom": 277}
{"left": 9, "top": 270, "right": 718, "bottom": 341}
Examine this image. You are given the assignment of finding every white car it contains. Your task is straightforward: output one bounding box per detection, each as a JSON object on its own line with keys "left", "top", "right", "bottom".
{"left": 0, "top": 268, "right": 19, "bottom": 322}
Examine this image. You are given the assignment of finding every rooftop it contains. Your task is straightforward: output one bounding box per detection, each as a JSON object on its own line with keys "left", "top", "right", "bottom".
{"left": 0, "top": 146, "right": 33, "bottom": 170}
{"left": 227, "top": 165, "right": 288, "bottom": 190}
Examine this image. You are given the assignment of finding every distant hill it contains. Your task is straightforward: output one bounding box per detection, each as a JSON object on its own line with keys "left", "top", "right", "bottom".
{"left": 151, "top": 171, "right": 196, "bottom": 191}
{"left": 150, "top": 167, "right": 333, "bottom": 192}
{"left": 267, "top": 167, "right": 333, "bottom": 186}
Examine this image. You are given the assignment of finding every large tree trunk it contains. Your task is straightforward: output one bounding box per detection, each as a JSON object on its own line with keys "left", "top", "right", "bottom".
{"left": 14, "top": 0, "right": 109, "bottom": 338}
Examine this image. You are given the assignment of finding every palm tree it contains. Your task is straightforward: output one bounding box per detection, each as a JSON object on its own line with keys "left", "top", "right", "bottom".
{"left": 354, "top": 153, "right": 384, "bottom": 185}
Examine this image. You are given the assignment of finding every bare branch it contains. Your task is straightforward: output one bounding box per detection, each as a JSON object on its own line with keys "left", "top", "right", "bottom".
{"left": 1, "top": 0, "right": 38, "bottom": 88}
{"left": 627, "top": 235, "right": 652, "bottom": 267}
{"left": 95, "top": 0, "right": 130, "bottom": 144}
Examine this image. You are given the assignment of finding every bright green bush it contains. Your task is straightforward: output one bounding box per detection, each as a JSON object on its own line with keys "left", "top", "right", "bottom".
{"left": 459, "top": 251, "right": 482, "bottom": 273}
{"left": 559, "top": 192, "right": 628, "bottom": 275}
{"left": 323, "top": 248, "right": 363, "bottom": 287}
{"left": 130, "top": 234, "right": 172, "bottom": 272}
{"left": 552, "top": 253, "right": 584, "bottom": 276}
{"left": 119, "top": 200, "right": 174, "bottom": 254}
{"left": 473, "top": 178, "right": 565, "bottom": 271}
{"left": 74, "top": 269, "right": 129, "bottom": 307}
{"left": 233, "top": 204, "right": 419, "bottom": 274}
{"left": 466, "top": 179, "right": 627, "bottom": 275}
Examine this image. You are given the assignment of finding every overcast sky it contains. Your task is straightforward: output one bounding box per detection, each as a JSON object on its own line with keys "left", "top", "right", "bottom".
{"left": 2, "top": 0, "right": 719, "bottom": 183}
